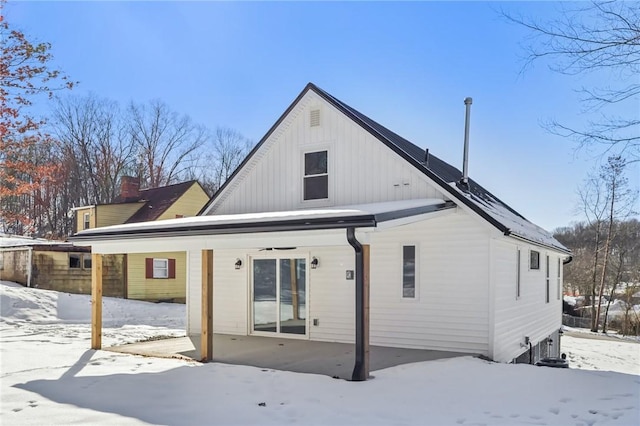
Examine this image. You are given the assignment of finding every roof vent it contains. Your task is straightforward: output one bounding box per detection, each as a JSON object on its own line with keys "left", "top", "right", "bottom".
{"left": 310, "top": 109, "right": 320, "bottom": 127}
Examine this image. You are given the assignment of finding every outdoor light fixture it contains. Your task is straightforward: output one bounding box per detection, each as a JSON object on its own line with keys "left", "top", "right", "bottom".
{"left": 234, "top": 259, "right": 243, "bottom": 270}
{"left": 310, "top": 257, "right": 319, "bottom": 269}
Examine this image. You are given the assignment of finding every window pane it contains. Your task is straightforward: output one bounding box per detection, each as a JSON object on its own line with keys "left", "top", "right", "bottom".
{"left": 403, "top": 245, "right": 416, "bottom": 298}
{"left": 304, "top": 176, "right": 328, "bottom": 200}
{"left": 530, "top": 251, "right": 540, "bottom": 269}
{"left": 253, "top": 259, "right": 277, "bottom": 332}
{"left": 304, "top": 151, "right": 327, "bottom": 175}
{"left": 83, "top": 254, "right": 92, "bottom": 269}
{"left": 153, "top": 259, "right": 168, "bottom": 278}
{"left": 280, "top": 259, "right": 306, "bottom": 335}
{"left": 69, "top": 254, "right": 81, "bottom": 269}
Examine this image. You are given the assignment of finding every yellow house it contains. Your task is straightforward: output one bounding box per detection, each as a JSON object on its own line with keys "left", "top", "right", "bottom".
{"left": 73, "top": 178, "right": 209, "bottom": 302}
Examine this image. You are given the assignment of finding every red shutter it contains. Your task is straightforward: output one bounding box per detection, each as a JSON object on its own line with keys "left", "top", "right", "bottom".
{"left": 168, "top": 258, "right": 176, "bottom": 279}
{"left": 145, "top": 258, "right": 153, "bottom": 278}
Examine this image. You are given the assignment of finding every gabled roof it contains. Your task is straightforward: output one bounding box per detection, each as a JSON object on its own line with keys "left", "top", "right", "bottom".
{"left": 202, "top": 83, "right": 569, "bottom": 254}
{"left": 107, "top": 180, "right": 200, "bottom": 224}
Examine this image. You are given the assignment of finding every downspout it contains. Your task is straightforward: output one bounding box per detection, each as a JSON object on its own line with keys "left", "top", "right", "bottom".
{"left": 346, "top": 227, "right": 366, "bottom": 381}
{"left": 27, "top": 247, "right": 33, "bottom": 288}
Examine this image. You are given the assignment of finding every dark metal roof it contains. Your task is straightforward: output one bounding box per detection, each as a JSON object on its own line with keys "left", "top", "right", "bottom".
{"left": 200, "top": 83, "right": 569, "bottom": 254}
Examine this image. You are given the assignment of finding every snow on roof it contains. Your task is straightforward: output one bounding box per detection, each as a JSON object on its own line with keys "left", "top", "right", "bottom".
{"left": 73, "top": 198, "right": 447, "bottom": 238}
{"left": 0, "top": 235, "right": 70, "bottom": 248}
{"left": 447, "top": 183, "right": 569, "bottom": 253}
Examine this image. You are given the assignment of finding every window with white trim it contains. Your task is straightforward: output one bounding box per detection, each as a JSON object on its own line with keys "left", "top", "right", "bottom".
{"left": 530, "top": 250, "right": 540, "bottom": 270}
{"left": 557, "top": 257, "right": 561, "bottom": 300}
{"left": 516, "top": 248, "right": 521, "bottom": 299}
{"left": 153, "top": 259, "right": 169, "bottom": 278}
{"left": 545, "top": 255, "right": 550, "bottom": 303}
{"left": 145, "top": 257, "right": 176, "bottom": 279}
{"left": 303, "top": 150, "right": 328, "bottom": 200}
{"left": 83, "top": 212, "right": 90, "bottom": 230}
{"left": 402, "top": 245, "right": 416, "bottom": 298}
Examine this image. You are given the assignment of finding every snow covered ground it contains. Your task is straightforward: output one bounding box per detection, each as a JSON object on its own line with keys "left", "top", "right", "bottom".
{"left": 1, "top": 281, "right": 639, "bottom": 425}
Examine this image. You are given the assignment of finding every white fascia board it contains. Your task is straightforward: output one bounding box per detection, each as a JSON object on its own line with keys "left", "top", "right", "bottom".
{"left": 87, "top": 228, "right": 371, "bottom": 255}
{"left": 70, "top": 205, "right": 95, "bottom": 211}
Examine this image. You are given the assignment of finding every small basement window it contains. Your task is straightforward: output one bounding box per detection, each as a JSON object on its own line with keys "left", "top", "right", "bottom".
{"left": 145, "top": 258, "right": 176, "bottom": 279}
{"left": 402, "top": 245, "right": 416, "bottom": 298}
{"left": 303, "top": 150, "right": 328, "bottom": 200}
{"left": 530, "top": 250, "right": 540, "bottom": 270}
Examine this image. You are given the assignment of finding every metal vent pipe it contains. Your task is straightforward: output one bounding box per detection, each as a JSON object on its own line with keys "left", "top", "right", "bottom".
{"left": 462, "top": 97, "right": 473, "bottom": 185}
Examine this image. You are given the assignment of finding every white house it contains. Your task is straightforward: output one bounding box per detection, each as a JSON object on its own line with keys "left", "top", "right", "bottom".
{"left": 71, "top": 83, "right": 571, "bottom": 380}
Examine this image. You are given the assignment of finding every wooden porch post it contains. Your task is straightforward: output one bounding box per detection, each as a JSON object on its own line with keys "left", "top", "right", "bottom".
{"left": 201, "top": 250, "right": 213, "bottom": 361}
{"left": 91, "top": 253, "right": 103, "bottom": 350}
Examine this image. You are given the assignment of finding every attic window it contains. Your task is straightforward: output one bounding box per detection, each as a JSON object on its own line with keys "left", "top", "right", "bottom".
{"left": 303, "top": 150, "right": 328, "bottom": 200}
{"left": 310, "top": 109, "right": 320, "bottom": 127}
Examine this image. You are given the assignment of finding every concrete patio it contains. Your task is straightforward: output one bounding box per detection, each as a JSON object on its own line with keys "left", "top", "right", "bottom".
{"left": 105, "top": 334, "right": 469, "bottom": 380}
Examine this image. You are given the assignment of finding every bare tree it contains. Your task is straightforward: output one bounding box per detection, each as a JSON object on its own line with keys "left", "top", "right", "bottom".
{"left": 52, "top": 94, "right": 134, "bottom": 205}
{"left": 196, "top": 126, "right": 252, "bottom": 194}
{"left": 127, "top": 100, "right": 207, "bottom": 188}
{"left": 576, "top": 173, "right": 610, "bottom": 329}
{"left": 504, "top": 1, "right": 639, "bottom": 162}
{"left": 593, "top": 156, "right": 637, "bottom": 331}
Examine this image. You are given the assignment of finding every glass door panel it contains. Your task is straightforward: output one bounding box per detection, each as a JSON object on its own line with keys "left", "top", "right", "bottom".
{"left": 279, "top": 259, "right": 306, "bottom": 335}
{"left": 252, "top": 257, "right": 307, "bottom": 336}
{"left": 253, "top": 259, "right": 277, "bottom": 332}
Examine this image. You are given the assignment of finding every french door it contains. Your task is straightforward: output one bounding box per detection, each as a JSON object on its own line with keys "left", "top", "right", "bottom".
{"left": 251, "top": 257, "right": 308, "bottom": 336}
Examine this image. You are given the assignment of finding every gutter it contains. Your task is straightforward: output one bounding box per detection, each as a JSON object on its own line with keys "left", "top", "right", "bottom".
{"left": 347, "top": 227, "right": 367, "bottom": 381}
{"left": 70, "top": 217, "right": 378, "bottom": 242}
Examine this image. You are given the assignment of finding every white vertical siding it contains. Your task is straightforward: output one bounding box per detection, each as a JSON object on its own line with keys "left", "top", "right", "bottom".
{"left": 306, "top": 246, "right": 355, "bottom": 343}
{"left": 212, "top": 250, "right": 248, "bottom": 335}
{"left": 491, "top": 238, "right": 564, "bottom": 362}
{"left": 187, "top": 250, "right": 201, "bottom": 336}
{"left": 369, "top": 211, "right": 491, "bottom": 355}
{"left": 208, "top": 91, "right": 444, "bottom": 215}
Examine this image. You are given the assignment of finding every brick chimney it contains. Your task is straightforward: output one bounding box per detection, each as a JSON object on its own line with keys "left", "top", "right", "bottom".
{"left": 120, "top": 176, "right": 140, "bottom": 200}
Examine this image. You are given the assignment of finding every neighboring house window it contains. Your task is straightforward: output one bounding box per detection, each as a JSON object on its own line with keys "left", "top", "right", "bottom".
{"left": 402, "top": 245, "right": 416, "bottom": 298}
{"left": 303, "top": 151, "right": 328, "bottom": 200}
{"left": 69, "top": 253, "right": 82, "bottom": 269}
{"left": 557, "top": 257, "right": 561, "bottom": 300}
{"left": 545, "top": 255, "right": 550, "bottom": 303}
{"left": 145, "top": 258, "right": 176, "bottom": 279}
{"left": 70, "top": 253, "right": 91, "bottom": 269}
{"left": 530, "top": 250, "right": 540, "bottom": 270}
{"left": 516, "top": 248, "right": 521, "bottom": 299}
{"left": 83, "top": 212, "right": 90, "bottom": 230}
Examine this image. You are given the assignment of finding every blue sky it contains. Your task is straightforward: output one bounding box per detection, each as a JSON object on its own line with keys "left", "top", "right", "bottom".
{"left": 7, "top": 1, "right": 638, "bottom": 231}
